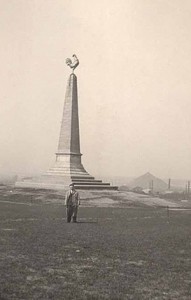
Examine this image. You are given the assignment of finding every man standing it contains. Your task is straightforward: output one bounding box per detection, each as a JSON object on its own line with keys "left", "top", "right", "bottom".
{"left": 65, "top": 183, "right": 80, "bottom": 223}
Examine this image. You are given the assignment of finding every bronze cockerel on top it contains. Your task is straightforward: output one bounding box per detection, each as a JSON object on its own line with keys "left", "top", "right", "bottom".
{"left": 65, "top": 54, "right": 79, "bottom": 73}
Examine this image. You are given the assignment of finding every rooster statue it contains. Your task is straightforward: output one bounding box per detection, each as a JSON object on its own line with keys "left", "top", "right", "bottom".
{"left": 65, "top": 54, "right": 79, "bottom": 73}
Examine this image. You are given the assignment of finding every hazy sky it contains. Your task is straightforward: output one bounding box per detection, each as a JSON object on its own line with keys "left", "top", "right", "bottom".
{"left": 0, "top": 0, "right": 191, "bottom": 180}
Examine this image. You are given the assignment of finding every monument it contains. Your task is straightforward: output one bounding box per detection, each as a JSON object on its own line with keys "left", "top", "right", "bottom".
{"left": 16, "top": 55, "right": 117, "bottom": 190}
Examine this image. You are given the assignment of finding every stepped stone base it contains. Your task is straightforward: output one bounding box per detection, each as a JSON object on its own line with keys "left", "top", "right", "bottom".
{"left": 15, "top": 176, "right": 118, "bottom": 190}
{"left": 15, "top": 156, "right": 118, "bottom": 190}
{"left": 15, "top": 166, "right": 118, "bottom": 190}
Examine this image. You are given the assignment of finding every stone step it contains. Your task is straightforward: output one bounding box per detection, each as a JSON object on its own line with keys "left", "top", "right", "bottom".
{"left": 72, "top": 181, "right": 110, "bottom": 186}
{"left": 45, "top": 171, "right": 94, "bottom": 178}
{"left": 43, "top": 174, "right": 95, "bottom": 181}
{"left": 71, "top": 176, "right": 95, "bottom": 180}
{"left": 74, "top": 185, "right": 118, "bottom": 190}
{"left": 71, "top": 178, "right": 101, "bottom": 182}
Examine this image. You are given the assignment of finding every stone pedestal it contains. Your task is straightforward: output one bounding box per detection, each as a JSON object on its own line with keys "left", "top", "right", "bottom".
{"left": 16, "top": 73, "right": 117, "bottom": 190}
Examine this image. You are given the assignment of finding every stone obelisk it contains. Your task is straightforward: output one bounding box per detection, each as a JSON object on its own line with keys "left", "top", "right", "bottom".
{"left": 16, "top": 55, "right": 117, "bottom": 190}
{"left": 45, "top": 72, "right": 94, "bottom": 184}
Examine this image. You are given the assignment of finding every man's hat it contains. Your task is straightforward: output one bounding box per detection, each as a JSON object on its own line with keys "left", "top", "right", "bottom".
{"left": 69, "top": 183, "right": 75, "bottom": 187}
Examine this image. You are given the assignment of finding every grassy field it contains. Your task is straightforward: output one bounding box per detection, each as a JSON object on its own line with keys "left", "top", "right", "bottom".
{"left": 0, "top": 188, "right": 191, "bottom": 299}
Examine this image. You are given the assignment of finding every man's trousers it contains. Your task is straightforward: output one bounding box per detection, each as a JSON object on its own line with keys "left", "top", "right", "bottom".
{"left": 66, "top": 206, "right": 78, "bottom": 223}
